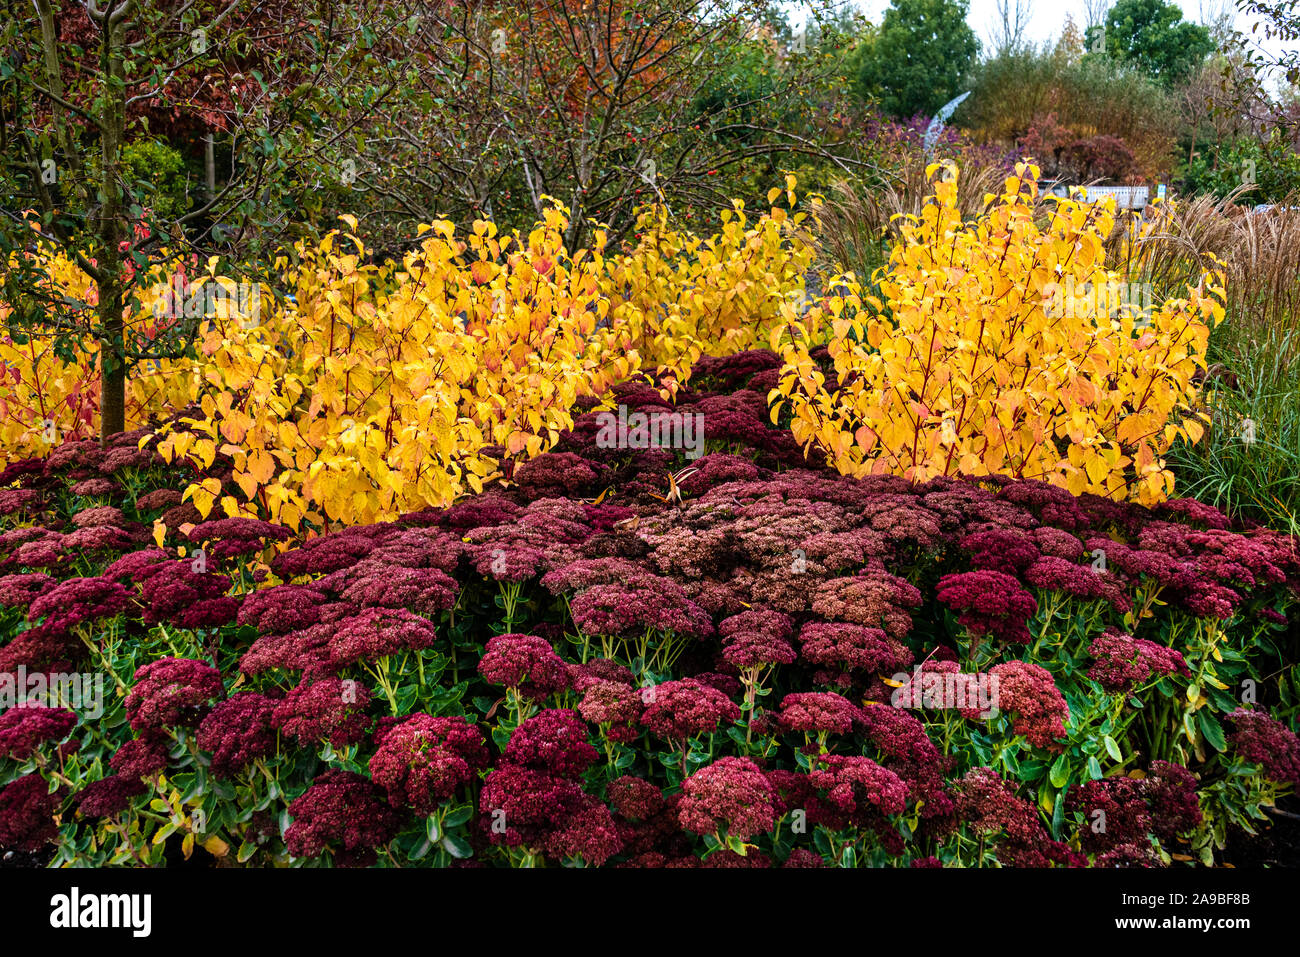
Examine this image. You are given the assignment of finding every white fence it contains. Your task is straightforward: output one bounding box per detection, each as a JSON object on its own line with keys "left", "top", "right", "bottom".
{"left": 1040, "top": 181, "right": 1152, "bottom": 210}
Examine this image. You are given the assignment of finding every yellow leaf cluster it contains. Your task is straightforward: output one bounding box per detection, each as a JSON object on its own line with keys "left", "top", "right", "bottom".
{"left": 1, "top": 190, "right": 820, "bottom": 530}
{"left": 603, "top": 174, "right": 819, "bottom": 391}
{"left": 769, "top": 163, "right": 1225, "bottom": 505}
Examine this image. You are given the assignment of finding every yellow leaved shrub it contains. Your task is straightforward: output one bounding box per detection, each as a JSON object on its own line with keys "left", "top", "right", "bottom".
{"left": 769, "top": 162, "right": 1226, "bottom": 505}
{"left": 2, "top": 190, "right": 824, "bottom": 530}
{"left": 603, "top": 175, "right": 818, "bottom": 391}
{"left": 140, "top": 207, "right": 639, "bottom": 528}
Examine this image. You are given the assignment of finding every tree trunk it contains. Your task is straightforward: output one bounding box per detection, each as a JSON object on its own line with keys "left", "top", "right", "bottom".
{"left": 97, "top": 10, "right": 129, "bottom": 444}
{"left": 99, "top": 331, "right": 126, "bottom": 441}
{"left": 205, "top": 133, "right": 216, "bottom": 195}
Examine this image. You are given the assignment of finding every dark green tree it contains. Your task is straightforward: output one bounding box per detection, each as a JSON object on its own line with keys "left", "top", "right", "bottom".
{"left": 853, "top": 0, "right": 979, "bottom": 119}
{"left": 1086, "top": 0, "right": 1214, "bottom": 85}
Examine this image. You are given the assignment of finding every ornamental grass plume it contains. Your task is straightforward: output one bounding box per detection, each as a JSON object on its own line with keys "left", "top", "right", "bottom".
{"left": 125, "top": 657, "right": 224, "bottom": 731}
{"left": 285, "top": 769, "right": 405, "bottom": 867}
{"left": 368, "top": 713, "right": 488, "bottom": 813}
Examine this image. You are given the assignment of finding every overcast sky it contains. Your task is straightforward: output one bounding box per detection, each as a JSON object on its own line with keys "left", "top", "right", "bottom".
{"left": 837, "top": 0, "right": 1299, "bottom": 67}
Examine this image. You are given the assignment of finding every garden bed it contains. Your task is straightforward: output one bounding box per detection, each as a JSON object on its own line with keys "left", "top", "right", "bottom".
{"left": 1, "top": 350, "right": 1297, "bottom": 867}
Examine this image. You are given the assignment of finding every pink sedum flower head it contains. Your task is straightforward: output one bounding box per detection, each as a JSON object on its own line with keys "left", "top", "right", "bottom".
{"left": 679, "top": 757, "right": 778, "bottom": 841}
{"left": 125, "top": 657, "right": 223, "bottom": 731}
{"left": 477, "top": 633, "right": 569, "bottom": 700}
{"left": 369, "top": 714, "right": 489, "bottom": 813}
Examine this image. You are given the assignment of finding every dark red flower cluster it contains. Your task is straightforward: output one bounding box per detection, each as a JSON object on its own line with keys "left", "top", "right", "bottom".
{"left": 501, "top": 709, "right": 599, "bottom": 777}
{"left": 272, "top": 677, "right": 373, "bottom": 748}
{"left": 956, "top": 768, "right": 1080, "bottom": 866}
{"left": 27, "top": 576, "right": 131, "bottom": 630}
{"left": 577, "top": 679, "right": 643, "bottom": 742}
{"left": 776, "top": 692, "right": 864, "bottom": 735}
{"left": 285, "top": 769, "right": 405, "bottom": 867}
{"left": 477, "top": 633, "right": 569, "bottom": 699}
{"left": 137, "top": 561, "right": 239, "bottom": 629}
{"left": 569, "top": 576, "right": 713, "bottom": 638}
{"left": 109, "top": 731, "right": 170, "bottom": 779}
{"left": 798, "top": 622, "right": 913, "bottom": 688}
{"left": 125, "top": 657, "right": 224, "bottom": 731}
{"left": 368, "top": 714, "right": 488, "bottom": 813}
{"left": 678, "top": 757, "right": 777, "bottom": 840}
{"left": 197, "top": 692, "right": 281, "bottom": 779}
{"left": 186, "top": 518, "right": 291, "bottom": 559}
{"left": 1087, "top": 628, "right": 1189, "bottom": 693}
{"left": 0, "top": 705, "right": 77, "bottom": 760}
{"left": 936, "top": 571, "right": 1038, "bottom": 645}
{"left": 0, "top": 774, "right": 62, "bottom": 851}
{"left": 640, "top": 678, "right": 740, "bottom": 742}
{"left": 1226, "top": 710, "right": 1300, "bottom": 786}
{"left": 987, "top": 661, "right": 1070, "bottom": 750}
{"left": 480, "top": 709, "right": 622, "bottom": 864}
{"left": 808, "top": 755, "right": 909, "bottom": 822}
